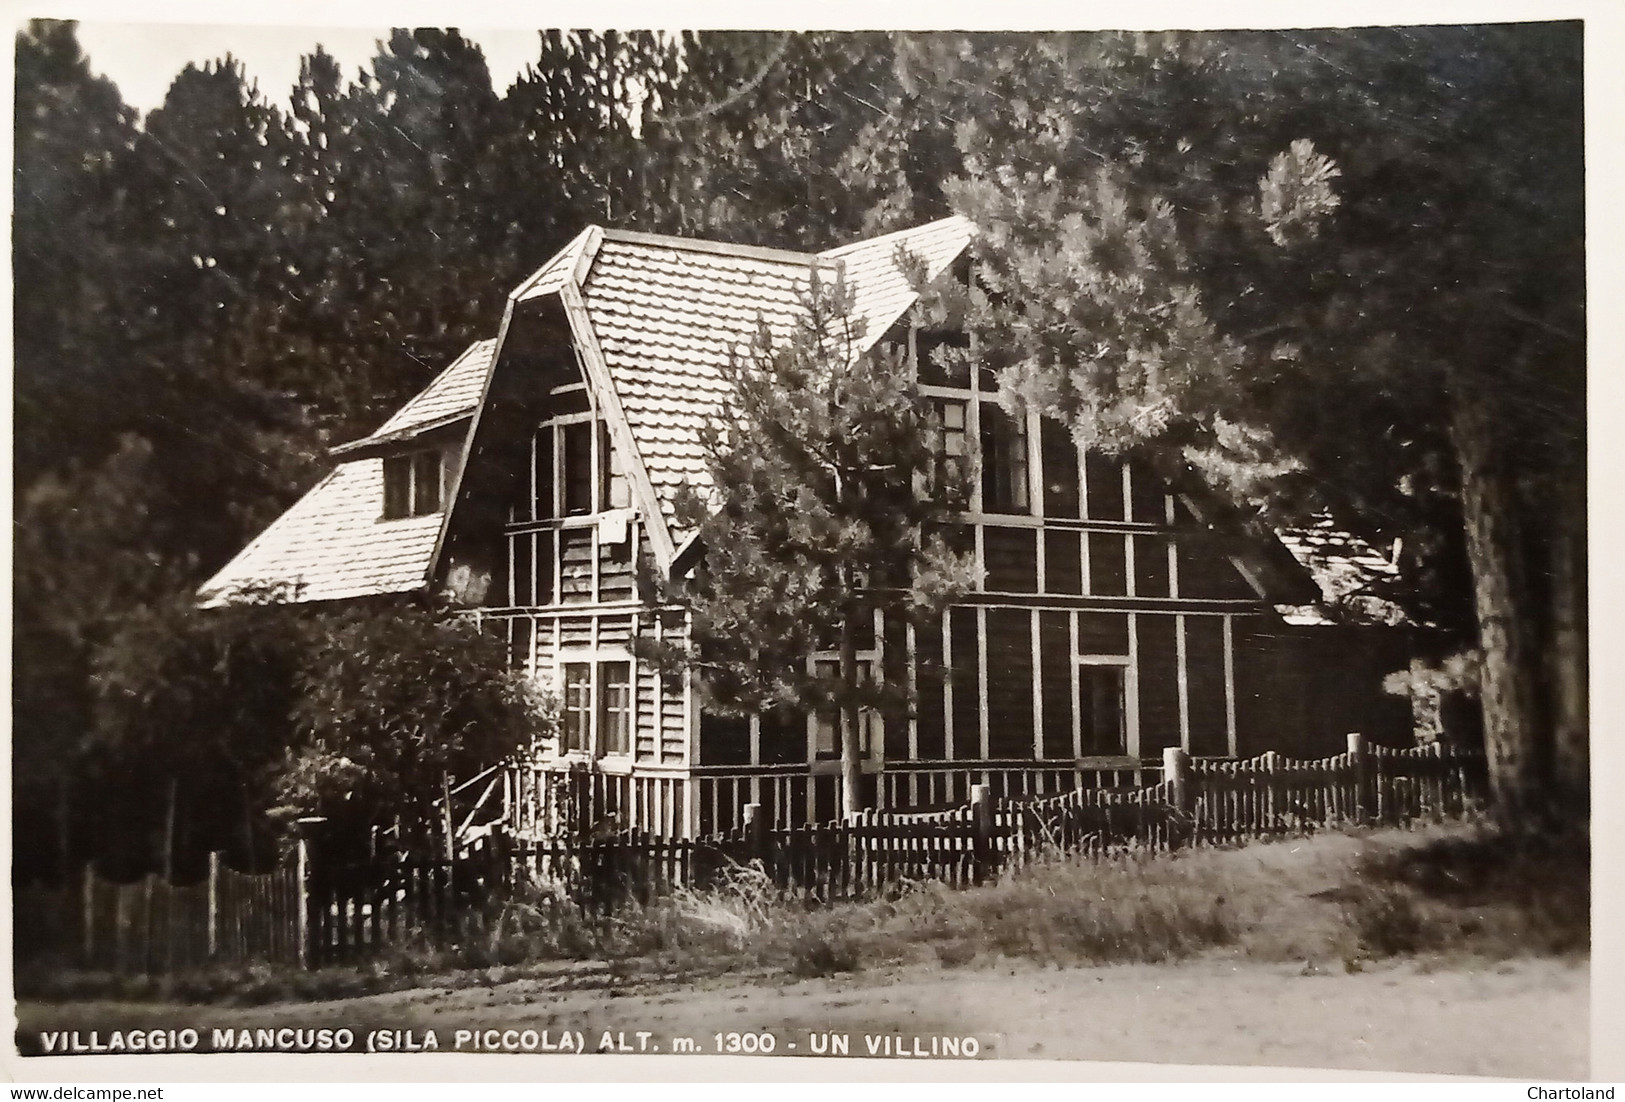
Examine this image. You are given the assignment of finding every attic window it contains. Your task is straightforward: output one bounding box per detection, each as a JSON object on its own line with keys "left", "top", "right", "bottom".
{"left": 382, "top": 450, "right": 443, "bottom": 520}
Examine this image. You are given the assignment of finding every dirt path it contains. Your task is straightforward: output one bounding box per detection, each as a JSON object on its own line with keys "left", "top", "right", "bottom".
{"left": 16, "top": 955, "right": 1588, "bottom": 1078}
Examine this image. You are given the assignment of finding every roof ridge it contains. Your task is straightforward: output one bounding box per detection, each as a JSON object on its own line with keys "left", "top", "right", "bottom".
{"left": 598, "top": 227, "right": 822, "bottom": 266}
{"left": 513, "top": 226, "right": 599, "bottom": 300}
{"left": 817, "top": 214, "right": 978, "bottom": 259}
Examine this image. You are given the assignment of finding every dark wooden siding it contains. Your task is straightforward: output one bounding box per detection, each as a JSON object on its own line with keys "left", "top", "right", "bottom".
{"left": 1044, "top": 529, "right": 1082, "bottom": 594}
{"left": 1085, "top": 452, "right": 1125, "bottom": 520}
{"left": 914, "top": 616, "right": 946, "bottom": 759}
{"left": 1039, "top": 611, "right": 1073, "bottom": 759}
{"left": 1177, "top": 537, "right": 1261, "bottom": 600}
{"left": 883, "top": 614, "right": 910, "bottom": 759}
{"left": 1040, "top": 420, "right": 1081, "bottom": 518}
{"left": 1185, "top": 616, "right": 1230, "bottom": 756}
{"left": 985, "top": 528, "right": 1038, "bottom": 592}
{"left": 985, "top": 608, "right": 1033, "bottom": 758}
{"left": 949, "top": 607, "right": 980, "bottom": 758}
{"left": 1134, "top": 534, "right": 1170, "bottom": 597}
{"left": 1136, "top": 614, "right": 1181, "bottom": 755}
{"left": 1129, "top": 459, "right": 1166, "bottom": 524}
{"left": 1089, "top": 532, "right": 1127, "bottom": 595}
{"left": 1078, "top": 611, "right": 1130, "bottom": 655}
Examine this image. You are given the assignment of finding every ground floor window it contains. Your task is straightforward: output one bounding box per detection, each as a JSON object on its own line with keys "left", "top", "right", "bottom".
{"left": 811, "top": 656, "right": 879, "bottom": 760}
{"left": 1079, "top": 661, "right": 1129, "bottom": 756}
{"left": 558, "top": 657, "right": 632, "bottom": 757}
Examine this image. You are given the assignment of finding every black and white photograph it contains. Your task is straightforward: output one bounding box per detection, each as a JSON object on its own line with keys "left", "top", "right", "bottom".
{"left": 6, "top": 2, "right": 1605, "bottom": 1084}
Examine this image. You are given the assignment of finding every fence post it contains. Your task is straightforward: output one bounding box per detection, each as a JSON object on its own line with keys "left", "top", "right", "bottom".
{"left": 743, "top": 802, "right": 768, "bottom": 867}
{"left": 207, "top": 851, "right": 221, "bottom": 959}
{"left": 489, "top": 823, "right": 510, "bottom": 896}
{"left": 81, "top": 863, "right": 94, "bottom": 966}
{"left": 1347, "top": 732, "right": 1371, "bottom": 823}
{"left": 1262, "top": 751, "right": 1280, "bottom": 834}
{"left": 294, "top": 816, "right": 325, "bottom": 971}
{"left": 1163, "top": 746, "right": 1193, "bottom": 848}
{"left": 970, "top": 784, "right": 993, "bottom": 883}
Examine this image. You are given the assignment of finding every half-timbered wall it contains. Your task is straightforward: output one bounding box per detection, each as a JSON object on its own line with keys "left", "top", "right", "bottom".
{"left": 695, "top": 326, "right": 1274, "bottom": 780}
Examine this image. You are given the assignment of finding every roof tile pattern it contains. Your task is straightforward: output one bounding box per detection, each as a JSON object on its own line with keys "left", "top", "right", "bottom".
{"left": 1275, "top": 518, "right": 1409, "bottom": 626}
{"left": 517, "top": 227, "right": 595, "bottom": 303}
{"left": 198, "top": 458, "right": 443, "bottom": 605}
{"left": 583, "top": 241, "right": 820, "bottom": 527}
{"left": 369, "top": 339, "right": 495, "bottom": 440}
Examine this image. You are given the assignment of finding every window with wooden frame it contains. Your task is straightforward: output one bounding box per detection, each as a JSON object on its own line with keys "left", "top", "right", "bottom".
{"left": 925, "top": 398, "right": 970, "bottom": 506}
{"left": 1078, "top": 658, "right": 1129, "bottom": 756}
{"left": 382, "top": 449, "right": 443, "bottom": 519}
{"left": 556, "top": 657, "right": 633, "bottom": 758}
{"left": 598, "top": 660, "right": 632, "bottom": 755}
{"left": 979, "top": 402, "right": 1030, "bottom": 514}
{"left": 532, "top": 415, "right": 629, "bottom": 519}
{"left": 560, "top": 662, "right": 593, "bottom": 752}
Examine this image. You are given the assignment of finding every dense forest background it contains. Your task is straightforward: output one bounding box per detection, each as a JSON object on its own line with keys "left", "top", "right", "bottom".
{"left": 13, "top": 23, "right": 1584, "bottom": 881}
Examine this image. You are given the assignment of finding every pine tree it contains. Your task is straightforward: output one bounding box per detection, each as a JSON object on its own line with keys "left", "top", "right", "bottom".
{"left": 881, "top": 27, "right": 1583, "bottom": 827}
{"left": 640, "top": 270, "right": 976, "bottom": 815}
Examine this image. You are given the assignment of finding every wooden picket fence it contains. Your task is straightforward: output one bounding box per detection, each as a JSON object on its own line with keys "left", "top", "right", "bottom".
{"left": 16, "top": 735, "right": 1485, "bottom": 973}
{"left": 14, "top": 855, "right": 304, "bottom": 975}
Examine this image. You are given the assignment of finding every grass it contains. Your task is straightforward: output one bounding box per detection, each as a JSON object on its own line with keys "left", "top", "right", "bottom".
{"left": 18, "top": 820, "right": 1588, "bottom": 1006}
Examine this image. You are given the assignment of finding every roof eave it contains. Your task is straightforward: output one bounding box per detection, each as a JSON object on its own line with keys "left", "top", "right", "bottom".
{"left": 329, "top": 411, "right": 473, "bottom": 458}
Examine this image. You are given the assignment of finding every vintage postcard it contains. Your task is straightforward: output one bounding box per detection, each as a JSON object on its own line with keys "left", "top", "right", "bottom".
{"left": 6, "top": 0, "right": 1612, "bottom": 1086}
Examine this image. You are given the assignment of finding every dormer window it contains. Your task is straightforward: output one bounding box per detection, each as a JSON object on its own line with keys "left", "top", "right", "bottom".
{"left": 533, "top": 417, "right": 630, "bottom": 520}
{"left": 382, "top": 450, "right": 443, "bottom": 519}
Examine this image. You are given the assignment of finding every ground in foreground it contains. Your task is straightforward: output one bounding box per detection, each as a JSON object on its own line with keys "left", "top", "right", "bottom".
{"left": 16, "top": 954, "right": 1587, "bottom": 1078}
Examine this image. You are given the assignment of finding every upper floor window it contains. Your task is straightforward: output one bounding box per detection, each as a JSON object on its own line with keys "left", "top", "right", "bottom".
{"left": 533, "top": 418, "right": 630, "bottom": 519}
{"left": 979, "top": 402, "right": 1030, "bottom": 514}
{"left": 382, "top": 450, "right": 442, "bottom": 519}
{"left": 925, "top": 398, "right": 970, "bottom": 505}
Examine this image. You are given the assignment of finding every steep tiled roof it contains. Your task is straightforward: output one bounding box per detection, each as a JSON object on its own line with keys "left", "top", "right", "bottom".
{"left": 202, "top": 218, "right": 977, "bottom": 604}
{"left": 198, "top": 459, "right": 443, "bottom": 606}
{"left": 581, "top": 238, "right": 824, "bottom": 529}
{"left": 517, "top": 226, "right": 598, "bottom": 303}
{"left": 580, "top": 216, "right": 975, "bottom": 536}
{"left": 366, "top": 339, "right": 496, "bottom": 441}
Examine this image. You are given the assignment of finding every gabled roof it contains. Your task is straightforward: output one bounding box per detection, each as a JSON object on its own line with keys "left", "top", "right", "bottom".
{"left": 200, "top": 217, "right": 977, "bottom": 605}
{"left": 329, "top": 339, "right": 497, "bottom": 457}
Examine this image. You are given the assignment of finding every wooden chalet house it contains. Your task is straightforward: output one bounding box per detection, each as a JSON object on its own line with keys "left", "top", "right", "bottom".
{"left": 203, "top": 217, "right": 1413, "bottom": 838}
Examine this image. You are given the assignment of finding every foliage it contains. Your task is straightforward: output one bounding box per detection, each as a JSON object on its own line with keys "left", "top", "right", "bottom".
{"left": 82, "top": 593, "right": 551, "bottom": 873}
{"left": 280, "top": 599, "right": 552, "bottom": 846}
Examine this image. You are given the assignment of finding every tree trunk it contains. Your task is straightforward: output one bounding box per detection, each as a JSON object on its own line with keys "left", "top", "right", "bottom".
{"left": 1546, "top": 482, "right": 1589, "bottom": 816}
{"left": 55, "top": 774, "right": 73, "bottom": 883}
{"left": 1451, "top": 393, "right": 1550, "bottom": 827}
{"left": 161, "top": 775, "right": 178, "bottom": 882}
{"left": 839, "top": 596, "right": 864, "bottom": 819}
